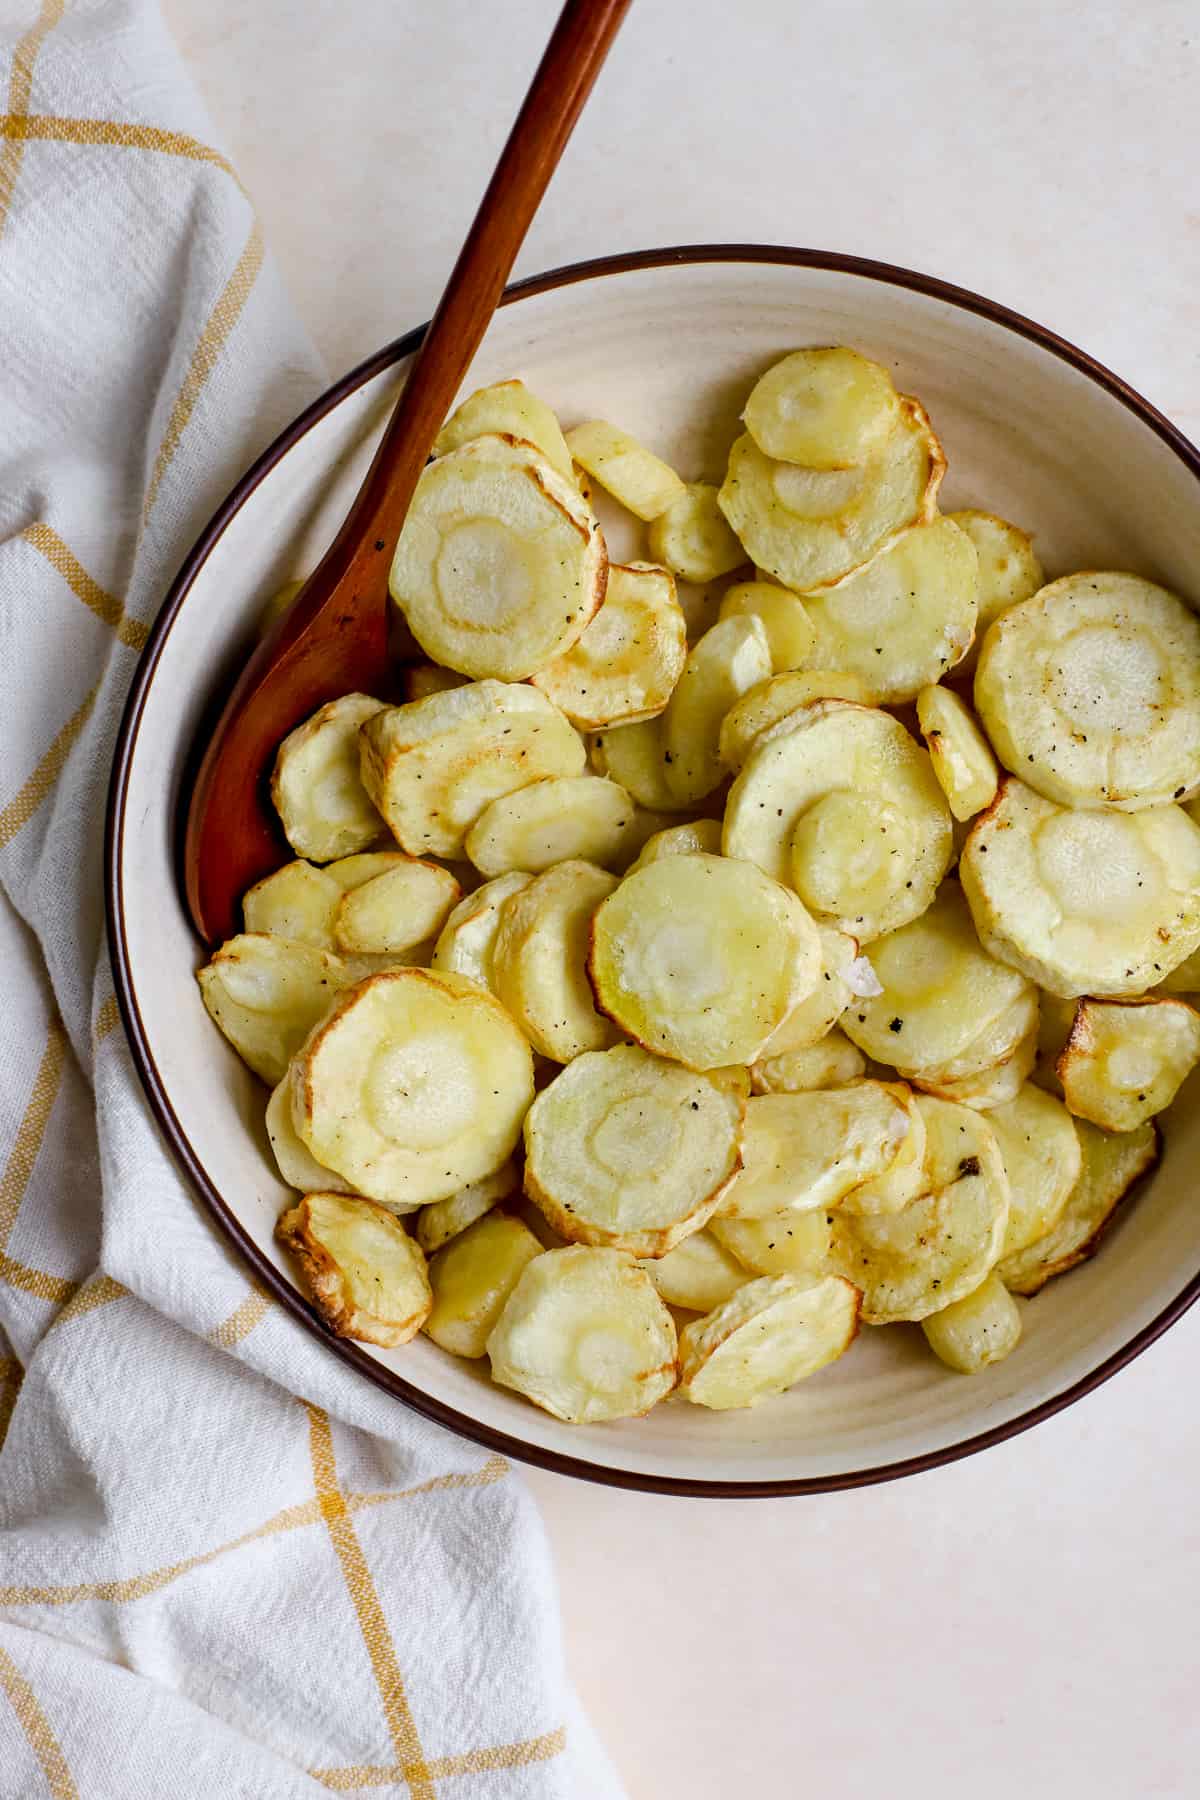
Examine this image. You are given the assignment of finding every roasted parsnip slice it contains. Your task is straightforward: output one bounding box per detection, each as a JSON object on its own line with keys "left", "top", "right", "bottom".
{"left": 718, "top": 1084, "right": 914, "bottom": 1220}
{"left": 975, "top": 573, "right": 1200, "bottom": 810}
{"left": 717, "top": 670, "right": 878, "bottom": 770}
{"left": 916, "top": 684, "right": 999, "bottom": 822}
{"left": 627, "top": 817, "right": 724, "bottom": 872}
{"left": 718, "top": 580, "right": 816, "bottom": 670}
{"left": 589, "top": 853, "right": 820, "bottom": 1069}
{"left": 289, "top": 968, "right": 534, "bottom": 1210}
{"left": 836, "top": 1085, "right": 928, "bottom": 1216}
{"left": 750, "top": 1029, "right": 867, "bottom": 1095}
{"left": 359, "top": 681, "right": 585, "bottom": 858}
{"left": 960, "top": 778, "right": 1200, "bottom": 996}
{"left": 742, "top": 347, "right": 901, "bottom": 468}
{"left": 414, "top": 1162, "right": 520, "bottom": 1254}
{"left": 660, "top": 616, "right": 771, "bottom": 805}
{"left": 997, "top": 1118, "right": 1159, "bottom": 1296}
{"left": 464, "top": 776, "right": 636, "bottom": 876}
{"left": 198, "top": 934, "right": 355, "bottom": 1086}
{"left": 916, "top": 1029, "right": 1037, "bottom": 1110}
{"left": 332, "top": 860, "right": 461, "bottom": 956}
{"left": 277, "top": 1192, "right": 431, "bottom": 1347}
{"left": 710, "top": 1208, "right": 833, "bottom": 1278}
{"left": 491, "top": 860, "right": 620, "bottom": 1062}
{"left": 1058, "top": 997, "right": 1200, "bottom": 1132}
{"left": 796, "top": 518, "right": 978, "bottom": 702}
{"left": 266, "top": 1077, "right": 354, "bottom": 1195}
{"left": 389, "top": 434, "right": 606, "bottom": 679}
{"left": 563, "top": 420, "right": 686, "bottom": 521}
{"left": 947, "top": 510, "right": 1043, "bottom": 675}
{"left": 243, "top": 860, "right": 343, "bottom": 947}
{"left": 756, "top": 925, "right": 859, "bottom": 1056}
{"left": 724, "top": 701, "right": 953, "bottom": 941}
{"left": 522, "top": 1044, "right": 744, "bottom": 1256}
{"left": 487, "top": 1245, "right": 678, "bottom": 1421}
{"left": 986, "top": 1083, "right": 1082, "bottom": 1258}
{"left": 433, "top": 378, "right": 574, "bottom": 479}
{"left": 530, "top": 562, "right": 687, "bottom": 729}
{"left": 424, "top": 1211, "right": 544, "bottom": 1358}
{"left": 838, "top": 883, "right": 1032, "bottom": 1073}
{"left": 638, "top": 1228, "right": 749, "bottom": 1313}
{"left": 921, "top": 1273, "right": 1022, "bottom": 1373}
{"left": 909, "top": 988, "right": 1041, "bottom": 1086}
{"left": 678, "top": 1273, "right": 860, "bottom": 1410}
{"left": 829, "top": 1095, "right": 1010, "bottom": 1321}
{"left": 717, "top": 397, "right": 944, "bottom": 592}
{"left": 589, "top": 717, "right": 691, "bottom": 813}
{"left": 431, "top": 872, "right": 532, "bottom": 992}
{"left": 271, "top": 693, "right": 387, "bottom": 862}
{"left": 648, "top": 482, "right": 747, "bottom": 584}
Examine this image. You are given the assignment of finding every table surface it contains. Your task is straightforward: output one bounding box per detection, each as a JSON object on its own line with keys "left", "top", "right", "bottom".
{"left": 163, "top": 4, "right": 1200, "bottom": 1794}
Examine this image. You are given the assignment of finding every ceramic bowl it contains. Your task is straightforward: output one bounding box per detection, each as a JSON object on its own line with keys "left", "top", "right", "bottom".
{"left": 107, "top": 247, "right": 1200, "bottom": 1495}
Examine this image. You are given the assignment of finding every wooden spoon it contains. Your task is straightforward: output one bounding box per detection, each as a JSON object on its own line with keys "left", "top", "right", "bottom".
{"left": 184, "top": 0, "right": 633, "bottom": 944}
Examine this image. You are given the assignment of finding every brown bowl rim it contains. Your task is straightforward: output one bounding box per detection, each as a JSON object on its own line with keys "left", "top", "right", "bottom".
{"left": 105, "top": 243, "right": 1200, "bottom": 1497}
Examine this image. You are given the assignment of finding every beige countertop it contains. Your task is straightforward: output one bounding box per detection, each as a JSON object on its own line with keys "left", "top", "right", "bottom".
{"left": 163, "top": 3, "right": 1200, "bottom": 1793}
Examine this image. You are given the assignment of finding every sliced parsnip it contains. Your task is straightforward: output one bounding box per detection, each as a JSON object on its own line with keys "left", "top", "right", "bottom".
{"left": 725, "top": 701, "right": 953, "bottom": 941}
{"left": 564, "top": 420, "right": 687, "bottom": 521}
{"left": 975, "top": 573, "right": 1200, "bottom": 810}
{"left": 325, "top": 852, "right": 413, "bottom": 891}
{"left": 717, "top": 671, "right": 878, "bottom": 770}
{"left": 332, "top": 860, "right": 461, "bottom": 956}
{"left": 359, "top": 681, "right": 585, "bottom": 858}
{"left": 757, "top": 925, "right": 859, "bottom": 1057}
{"left": 916, "top": 1029, "right": 1037, "bottom": 1111}
{"left": 648, "top": 482, "right": 747, "bottom": 584}
{"left": 1058, "top": 997, "right": 1200, "bottom": 1132}
{"left": 277, "top": 1193, "right": 431, "bottom": 1347}
{"left": 795, "top": 518, "right": 978, "bottom": 702}
{"left": 403, "top": 663, "right": 469, "bottom": 702}
{"left": 836, "top": 1085, "right": 928, "bottom": 1216}
{"left": 638, "top": 1228, "right": 749, "bottom": 1312}
{"left": 589, "top": 853, "right": 820, "bottom": 1069}
{"left": 424, "top": 1211, "right": 544, "bottom": 1358}
{"left": 271, "top": 693, "right": 387, "bottom": 862}
{"left": 750, "top": 1029, "right": 867, "bottom": 1094}
{"left": 678, "top": 1273, "right": 860, "bottom": 1410}
{"left": 589, "top": 717, "right": 691, "bottom": 813}
{"left": 660, "top": 616, "right": 771, "bottom": 805}
{"left": 464, "top": 776, "right": 637, "bottom": 876}
{"left": 839, "top": 883, "right": 1034, "bottom": 1074}
{"left": 987, "top": 1083, "right": 1082, "bottom": 1258}
{"left": 718, "top": 580, "right": 816, "bottom": 670}
{"left": 921, "top": 1273, "right": 1022, "bottom": 1373}
{"left": 530, "top": 561, "right": 687, "bottom": 729}
{"left": 916, "top": 684, "right": 999, "bottom": 822}
{"left": 959, "top": 778, "right": 1200, "bottom": 997}
{"left": 491, "top": 860, "right": 620, "bottom": 1062}
{"left": 433, "top": 378, "right": 574, "bottom": 479}
{"left": 718, "top": 1084, "right": 913, "bottom": 1220}
{"left": 627, "top": 817, "right": 724, "bottom": 872}
{"left": 998, "top": 1118, "right": 1159, "bottom": 1296}
{"left": 948, "top": 510, "right": 1043, "bottom": 675}
{"left": 710, "top": 1208, "right": 833, "bottom": 1278}
{"left": 390, "top": 435, "right": 606, "bottom": 678}
{"left": 717, "top": 397, "right": 944, "bottom": 592}
{"left": 913, "top": 989, "right": 1041, "bottom": 1086}
{"left": 829, "top": 1095, "right": 1010, "bottom": 1322}
{"left": 289, "top": 968, "right": 534, "bottom": 1210}
{"left": 198, "top": 934, "right": 356, "bottom": 1086}
{"left": 742, "top": 347, "right": 901, "bottom": 468}
{"left": 414, "top": 1162, "right": 520, "bottom": 1254}
{"left": 487, "top": 1245, "right": 678, "bottom": 1422}
{"left": 431, "top": 872, "right": 532, "bottom": 993}
{"left": 244, "top": 860, "right": 343, "bottom": 947}
{"left": 266, "top": 1077, "right": 354, "bottom": 1195}
{"left": 523, "top": 1044, "right": 744, "bottom": 1256}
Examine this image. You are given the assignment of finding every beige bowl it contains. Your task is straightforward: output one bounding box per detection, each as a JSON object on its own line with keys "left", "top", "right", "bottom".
{"left": 106, "top": 247, "right": 1200, "bottom": 1495}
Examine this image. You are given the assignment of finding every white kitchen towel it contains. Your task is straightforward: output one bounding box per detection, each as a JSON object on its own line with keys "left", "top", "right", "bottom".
{"left": 0, "top": 3, "right": 624, "bottom": 1794}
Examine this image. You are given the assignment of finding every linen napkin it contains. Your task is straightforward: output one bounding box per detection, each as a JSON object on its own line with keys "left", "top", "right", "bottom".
{"left": 0, "top": 3, "right": 625, "bottom": 1793}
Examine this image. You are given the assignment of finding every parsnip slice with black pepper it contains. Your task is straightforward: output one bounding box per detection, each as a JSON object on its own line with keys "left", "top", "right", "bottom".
{"left": 198, "top": 934, "right": 356, "bottom": 1086}
{"left": 530, "top": 562, "right": 687, "bottom": 729}
{"left": 921, "top": 1273, "right": 1022, "bottom": 1374}
{"left": 678, "top": 1273, "right": 860, "bottom": 1410}
{"left": 414, "top": 1162, "right": 520, "bottom": 1254}
{"left": 588, "top": 717, "right": 691, "bottom": 813}
{"left": 742, "top": 347, "right": 901, "bottom": 469}
{"left": 464, "top": 776, "right": 636, "bottom": 876}
{"left": 916, "top": 684, "right": 999, "bottom": 822}
{"left": 333, "top": 860, "right": 461, "bottom": 956}
{"left": 750, "top": 1029, "right": 867, "bottom": 1095}
{"left": 1058, "top": 997, "right": 1200, "bottom": 1132}
{"left": 244, "top": 860, "right": 343, "bottom": 947}
{"left": 660, "top": 615, "right": 771, "bottom": 805}
{"left": 277, "top": 1193, "right": 432, "bottom": 1348}
{"left": 718, "top": 580, "right": 816, "bottom": 670}
{"left": 589, "top": 853, "right": 820, "bottom": 1069}
{"left": 491, "top": 860, "right": 620, "bottom": 1062}
{"left": 717, "top": 1084, "right": 913, "bottom": 1220}
{"left": 710, "top": 1209, "right": 833, "bottom": 1278}
{"left": 987, "top": 1083, "right": 1081, "bottom": 1258}
{"left": 271, "top": 693, "right": 387, "bottom": 862}
{"left": 266, "top": 1077, "right": 354, "bottom": 1195}
{"left": 389, "top": 434, "right": 606, "bottom": 679}
{"left": 523, "top": 1044, "right": 744, "bottom": 1256}
{"left": 717, "top": 671, "right": 877, "bottom": 770}
{"left": 431, "top": 872, "right": 532, "bottom": 993}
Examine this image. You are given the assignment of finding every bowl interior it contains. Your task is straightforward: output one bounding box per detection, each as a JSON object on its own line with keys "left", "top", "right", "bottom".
{"left": 111, "top": 253, "right": 1200, "bottom": 1491}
